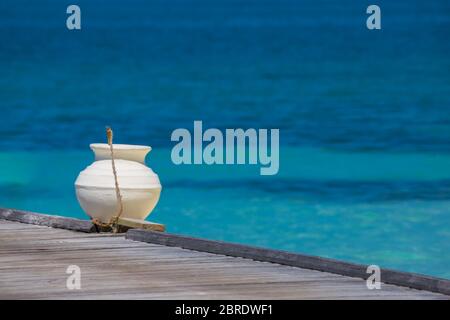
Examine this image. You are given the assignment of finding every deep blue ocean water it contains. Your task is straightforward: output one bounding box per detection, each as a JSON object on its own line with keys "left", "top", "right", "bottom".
{"left": 1, "top": 0, "right": 450, "bottom": 278}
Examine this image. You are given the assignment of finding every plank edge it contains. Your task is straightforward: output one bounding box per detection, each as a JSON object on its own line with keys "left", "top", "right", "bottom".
{"left": 0, "top": 208, "right": 96, "bottom": 233}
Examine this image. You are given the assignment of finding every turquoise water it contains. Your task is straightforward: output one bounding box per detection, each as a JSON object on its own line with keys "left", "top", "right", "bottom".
{"left": 0, "top": 0, "right": 450, "bottom": 278}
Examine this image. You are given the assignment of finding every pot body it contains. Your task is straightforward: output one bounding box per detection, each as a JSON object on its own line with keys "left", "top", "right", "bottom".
{"left": 75, "top": 144, "right": 162, "bottom": 223}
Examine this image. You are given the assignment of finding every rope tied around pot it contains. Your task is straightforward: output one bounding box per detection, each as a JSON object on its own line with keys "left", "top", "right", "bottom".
{"left": 91, "top": 127, "right": 124, "bottom": 233}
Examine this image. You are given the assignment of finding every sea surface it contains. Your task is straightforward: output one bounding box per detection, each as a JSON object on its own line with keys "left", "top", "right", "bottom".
{"left": 1, "top": 0, "right": 449, "bottom": 279}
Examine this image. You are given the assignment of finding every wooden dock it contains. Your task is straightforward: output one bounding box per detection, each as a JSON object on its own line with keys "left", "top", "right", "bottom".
{"left": 0, "top": 209, "right": 449, "bottom": 299}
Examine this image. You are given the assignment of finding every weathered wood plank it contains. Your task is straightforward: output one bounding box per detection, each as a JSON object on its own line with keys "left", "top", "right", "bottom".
{"left": 0, "top": 208, "right": 165, "bottom": 234}
{"left": 117, "top": 217, "right": 165, "bottom": 232}
{"left": 0, "top": 208, "right": 95, "bottom": 233}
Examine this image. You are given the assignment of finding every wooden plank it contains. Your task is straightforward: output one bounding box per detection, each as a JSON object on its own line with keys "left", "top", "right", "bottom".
{"left": 0, "top": 208, "right": 165, "bottom": 234}
{"left": 0, "top": 208, "right": 95, "bottom": 233}
{"left": 126, "top": 229, "right": 450, "bottom": 296}
{"left": 117, "top": 217, "right": 165, "bottom": 232}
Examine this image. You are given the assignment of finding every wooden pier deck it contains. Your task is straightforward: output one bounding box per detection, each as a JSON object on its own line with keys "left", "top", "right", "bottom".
{"left": 0, "top": 215, "right": 449, "bottom": 300}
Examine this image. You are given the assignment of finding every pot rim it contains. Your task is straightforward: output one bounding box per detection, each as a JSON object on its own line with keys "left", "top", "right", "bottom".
{"left": 90, "top": 143, "right": 151, "bottom": 151}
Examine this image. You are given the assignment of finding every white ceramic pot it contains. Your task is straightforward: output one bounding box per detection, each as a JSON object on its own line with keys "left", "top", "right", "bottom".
{"left": 75, "top": 143, "right": 162, "bottom": 223}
